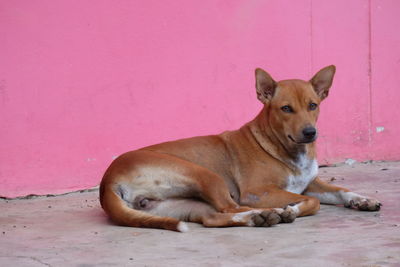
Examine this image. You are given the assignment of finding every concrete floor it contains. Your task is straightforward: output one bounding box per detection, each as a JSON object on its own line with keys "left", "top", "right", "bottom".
{"left": 1, "top": 162, "right": 400, "bottom": 267}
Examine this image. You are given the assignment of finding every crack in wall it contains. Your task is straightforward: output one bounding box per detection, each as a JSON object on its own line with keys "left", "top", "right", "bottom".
{"left": 367, "top": 0, "right": 373, "bottom": 148}
{"left": 309, "top": 0, "right": 314, "bottom": 75}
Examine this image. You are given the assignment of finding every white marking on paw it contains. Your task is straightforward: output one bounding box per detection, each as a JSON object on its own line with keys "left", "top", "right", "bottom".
{"left": 288, "top": 204, "right": 300, "bottom": 215}
{"left": 177, "top": 222, "right": 189, "bottom": 233}
{"left": 274, "top": 208, "right": 285, "bottom": 213}
{"left": 274, "top": 205, "right": 300, "bottom": 216}
{"left": 232, "top": 211, "right": 256, "bottom": 222}
{"left": 231, "top": 210, "right": 261, "bottom": 225}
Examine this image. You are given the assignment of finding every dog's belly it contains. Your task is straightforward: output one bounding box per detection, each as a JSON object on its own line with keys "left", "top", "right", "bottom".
{"left": 285, "top": 156, "right": 318, "bottom": 194}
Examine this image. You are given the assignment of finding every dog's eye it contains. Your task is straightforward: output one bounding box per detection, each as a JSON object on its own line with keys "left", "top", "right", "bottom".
{"left": 281, "top": 105, "right": 293, "bottom": 113}
{"left": 309, "top": 103, "right": 318, "bottom": 111}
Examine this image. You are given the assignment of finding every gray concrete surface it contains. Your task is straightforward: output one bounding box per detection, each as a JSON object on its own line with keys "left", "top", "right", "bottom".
{"left": 1, "top": 161, "right": 400, "bottom": 267}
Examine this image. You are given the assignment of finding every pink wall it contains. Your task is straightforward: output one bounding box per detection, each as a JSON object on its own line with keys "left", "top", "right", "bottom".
{"left": 1, "top": 0, "right": 399, "bottom": 197}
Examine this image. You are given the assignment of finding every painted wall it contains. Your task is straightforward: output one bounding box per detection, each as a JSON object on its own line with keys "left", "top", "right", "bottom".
{"left": 1, "top": 0, "right": 399, "bottom": 197}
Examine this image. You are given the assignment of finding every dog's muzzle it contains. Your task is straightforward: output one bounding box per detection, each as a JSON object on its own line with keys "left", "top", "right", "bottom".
{"left": 302, "top": 127, "right": 317, "bottom": 141}
{"left": 288, "top": 127, "right": 317, "bottom": 144}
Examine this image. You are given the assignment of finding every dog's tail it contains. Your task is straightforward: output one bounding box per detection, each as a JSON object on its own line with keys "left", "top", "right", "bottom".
{"left": 99, "top": 181, "right": 189, "bottom": 233}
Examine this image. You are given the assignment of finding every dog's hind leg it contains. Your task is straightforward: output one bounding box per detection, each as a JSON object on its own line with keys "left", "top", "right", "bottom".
{"left": 143, "top": 198, "right": 280, "bottom": 228}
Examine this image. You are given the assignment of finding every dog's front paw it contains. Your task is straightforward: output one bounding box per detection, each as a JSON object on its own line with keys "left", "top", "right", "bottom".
{"left": 344, "top": 195, "right": 382, "bottom": 211}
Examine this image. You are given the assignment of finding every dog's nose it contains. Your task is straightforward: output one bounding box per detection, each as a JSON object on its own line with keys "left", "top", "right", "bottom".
{"left": 302, "top": 127, "right": 317, "bottom": 139}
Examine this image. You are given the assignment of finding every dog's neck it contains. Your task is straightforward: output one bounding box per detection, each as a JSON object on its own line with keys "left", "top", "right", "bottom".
{"left": 244, "top": 107, "right": 316, "bottom": 172}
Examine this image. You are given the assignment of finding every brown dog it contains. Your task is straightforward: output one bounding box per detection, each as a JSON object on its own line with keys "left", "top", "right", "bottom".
{"left": 100, "top": 66, "right": 381, "bottom": 232}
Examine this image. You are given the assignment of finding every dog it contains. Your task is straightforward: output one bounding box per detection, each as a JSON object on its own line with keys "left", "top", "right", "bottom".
{"left": 99, "top": 65, "right": 381, "bottom": 232}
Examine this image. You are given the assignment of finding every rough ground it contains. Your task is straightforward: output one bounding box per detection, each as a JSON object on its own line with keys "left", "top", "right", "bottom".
{"left": 1, "top": 161, "right": 400, "bottom": 267}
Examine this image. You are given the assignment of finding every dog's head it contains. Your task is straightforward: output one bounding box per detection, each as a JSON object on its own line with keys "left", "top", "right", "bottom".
{"left": 255, "top": 65, "right": 336, "bottom": 147}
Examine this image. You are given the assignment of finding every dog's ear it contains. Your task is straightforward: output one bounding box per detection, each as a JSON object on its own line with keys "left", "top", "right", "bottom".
{"left": 310, "top": 65, "right": 336, "bottom": 100}
{"left": 255, "top": 68, "right": 277, "bottom": 103}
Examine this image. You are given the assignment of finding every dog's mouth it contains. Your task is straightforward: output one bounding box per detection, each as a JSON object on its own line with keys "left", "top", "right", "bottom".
{"left": 288, "top": 135, "right": 316, "bottom": 144}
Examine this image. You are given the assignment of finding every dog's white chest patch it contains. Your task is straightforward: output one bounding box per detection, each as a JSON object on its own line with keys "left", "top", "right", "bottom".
{"left": 285, "top": 155, "right": 318, "bottom": 194}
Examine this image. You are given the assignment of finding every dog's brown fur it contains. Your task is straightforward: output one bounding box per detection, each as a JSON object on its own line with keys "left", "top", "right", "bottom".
{"left": 100, "top": 66, "right": 381, "bottom": 232}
